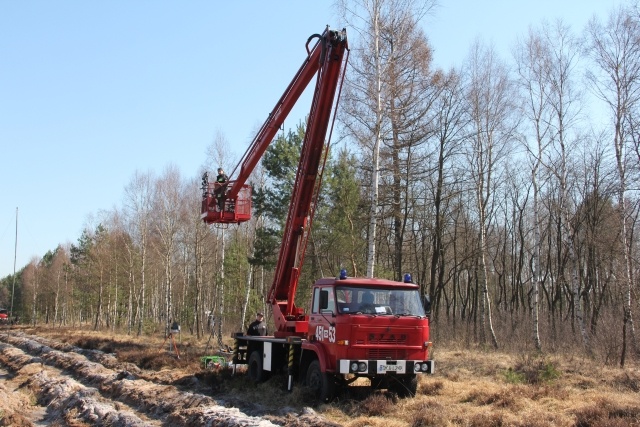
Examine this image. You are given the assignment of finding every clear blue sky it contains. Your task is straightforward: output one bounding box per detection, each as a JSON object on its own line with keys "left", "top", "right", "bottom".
{"left": 0, "top": 0, "right": 622, "bottom": 278}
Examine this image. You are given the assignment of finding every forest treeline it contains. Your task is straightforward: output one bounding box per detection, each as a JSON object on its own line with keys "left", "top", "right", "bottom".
{"left": 2, "top": 0, "right": 640, "bottom": 366}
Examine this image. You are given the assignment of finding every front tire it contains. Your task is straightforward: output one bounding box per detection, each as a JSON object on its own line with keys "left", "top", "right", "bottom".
{"left": 390, "top": 374, "right": 417, "bottom": 398}
{"left": 305, "top": 360, "right": 335, "bottom": 403}
{"left": 370, "top": 376, "right": 388, "bottom": 390}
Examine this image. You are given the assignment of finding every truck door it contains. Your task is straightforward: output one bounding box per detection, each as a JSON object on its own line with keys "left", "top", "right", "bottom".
{"left": 309, "top": 287, "right": 337, "bottom": 358}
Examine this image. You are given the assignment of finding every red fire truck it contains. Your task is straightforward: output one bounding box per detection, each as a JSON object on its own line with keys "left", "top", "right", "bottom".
{"left": 0, "top": 308, "right": 10, "bottom": 324}
{"left": 201, "top": 27, "right": 433, "bottom": 402}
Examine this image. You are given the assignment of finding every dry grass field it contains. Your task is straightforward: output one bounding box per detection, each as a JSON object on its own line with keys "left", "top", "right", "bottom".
{"left": 2, "top": 326, "right": 639, "bottom": 426}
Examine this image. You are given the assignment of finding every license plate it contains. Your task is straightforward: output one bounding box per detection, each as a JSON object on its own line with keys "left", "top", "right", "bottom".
{"left": 378, "top": 364, "right": 403, "bottom": 373}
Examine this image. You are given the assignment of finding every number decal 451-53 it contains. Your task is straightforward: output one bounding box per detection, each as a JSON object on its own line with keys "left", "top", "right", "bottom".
{"left": 315, "top": 325, "right": 336, "bottom": 343}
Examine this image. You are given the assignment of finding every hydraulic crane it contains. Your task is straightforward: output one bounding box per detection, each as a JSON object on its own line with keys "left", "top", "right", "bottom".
{"left": 201, "top": 27, "right": 433, "bottom": 402}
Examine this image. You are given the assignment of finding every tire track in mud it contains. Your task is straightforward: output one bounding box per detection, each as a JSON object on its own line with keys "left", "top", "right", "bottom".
{"left": 0, "top": 364, "right": 49, "bottom": 426}
{"left": 0, "top": 331, "right": 280, "bottom": 426}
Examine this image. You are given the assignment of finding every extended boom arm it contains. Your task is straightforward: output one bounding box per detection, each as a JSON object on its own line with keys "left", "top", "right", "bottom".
{"left": 201, "top": 27, "right": 348, "bottom": 337}
{"left": 268, "top": 30, "right": 348, "bottom": 336}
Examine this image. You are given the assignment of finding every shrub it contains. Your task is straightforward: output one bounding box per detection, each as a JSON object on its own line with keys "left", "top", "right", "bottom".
{"left": 505, "top": 354, "right": 561, "bottom": 385}
{"left": 361, "top": 393, "right": 395, "bottom": 416}
{"left": 573, "top": 398, "right": 640, "bottom": 427}
{"left": 504, "top": 367, "right": 526, "bottom": 384}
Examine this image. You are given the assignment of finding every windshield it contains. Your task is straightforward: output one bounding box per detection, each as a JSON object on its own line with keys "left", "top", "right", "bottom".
{"left": 335, "top": 287, "right": 426, "bottom": 316}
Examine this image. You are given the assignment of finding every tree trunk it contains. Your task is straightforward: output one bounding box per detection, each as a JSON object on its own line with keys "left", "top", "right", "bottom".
{"left": 366, "top": 8, "right": 382, "bottom": 279}
{"left": 93, "top": 266, "right": 103, "bottom": 331}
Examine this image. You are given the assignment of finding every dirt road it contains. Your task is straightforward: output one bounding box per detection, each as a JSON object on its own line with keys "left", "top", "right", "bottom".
{"left": 0, "top": 330, "right": 333, "bottom": 427}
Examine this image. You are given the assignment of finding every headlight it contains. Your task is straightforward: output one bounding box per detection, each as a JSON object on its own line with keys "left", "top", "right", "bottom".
{"left": 414, "top": 363, "right": 421, "bottom": 372}
{"left": 421, "top": 362, "right": 429, "bottom": 372}
{"left": 350, "top": 362, "right": 359, "bottom": 372}
{"left": 358, "top": 362, "right": 367, "bottom": 372}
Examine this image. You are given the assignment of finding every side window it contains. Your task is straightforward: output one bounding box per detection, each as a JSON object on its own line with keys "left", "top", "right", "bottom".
{"left": 312, "top": 287, "right": 320, "bottom": 314}
{"left": 317, "top": 288, "right": 336, "bottom": 313}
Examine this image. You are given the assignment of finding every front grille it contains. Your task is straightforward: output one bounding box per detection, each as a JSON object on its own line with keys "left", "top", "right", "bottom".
{"left": 368, "top": 348, "right": 408, "bottom": 359}
{"left": 351, "top": 326, "right": 417, "bottom": 359}
{"left": 367, "top": 333, "right": 408, "bottom": 344}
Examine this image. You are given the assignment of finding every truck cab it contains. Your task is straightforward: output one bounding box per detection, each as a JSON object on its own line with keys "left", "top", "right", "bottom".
{"left": 304, "top": 275, "right": 433, "bottom": 398}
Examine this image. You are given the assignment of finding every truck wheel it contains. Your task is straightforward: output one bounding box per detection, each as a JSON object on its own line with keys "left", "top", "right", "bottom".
{"left": 370, "top": 376, "right": 387, "bottom": 390}
{"left": 391, "top": 374, "right": 417, "bottom": 398}
{"left": 305, "top": 360, "right": 335, "bottom": 403}
{"left": 248, "top": 351, "right": 268, "bottom": 383}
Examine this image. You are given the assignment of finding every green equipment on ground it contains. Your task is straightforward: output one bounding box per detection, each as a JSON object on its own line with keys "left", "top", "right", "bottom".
{"left": 201, "top": 355, "right": 228, "bottom": 370}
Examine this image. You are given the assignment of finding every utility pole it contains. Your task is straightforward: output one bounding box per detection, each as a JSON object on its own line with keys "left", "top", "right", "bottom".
{"left": 10, "top": 207, "right": 17, "bottom": 318}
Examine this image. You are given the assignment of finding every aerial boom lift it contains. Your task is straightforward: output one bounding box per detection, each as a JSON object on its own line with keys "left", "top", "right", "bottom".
{"left": 201, "top": 27, "right": 433, "bottom": 402}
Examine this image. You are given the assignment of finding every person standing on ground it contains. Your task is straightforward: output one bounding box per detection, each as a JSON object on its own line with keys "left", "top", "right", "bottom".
{"left": 247, "top": 312, "right": 267, "bottom": 336}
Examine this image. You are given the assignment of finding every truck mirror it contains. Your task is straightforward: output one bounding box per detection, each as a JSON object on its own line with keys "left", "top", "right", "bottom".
{"left": 423, "top": 295, "right": 432, "bottom": 315}
{"left": 319, "top": 289, "right": 329, "bottom": 310}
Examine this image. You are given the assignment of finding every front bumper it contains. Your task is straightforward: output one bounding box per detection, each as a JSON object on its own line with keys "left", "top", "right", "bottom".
{"left": 338, "top": 359, "right": 434, "bottom": 375}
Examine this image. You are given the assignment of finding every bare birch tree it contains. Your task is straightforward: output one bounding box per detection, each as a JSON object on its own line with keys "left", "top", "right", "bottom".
{"left": 586, "top": 4, "right": 640, "bottom": 365}
{"left": 152, "top": 165, "right": 187, "bottom": 336}
{"left": 540, "top": 20, "right": 587, "bottom": 353}
{"left": 428, "top": 69, "right": 468, "bottom": 315}
{"left": 204, "top": 130, "right": 238, "bottom": 343}
{"left": 49, "top": 246, "right": 68, "bottom": 327}
{"left": 339, "top": 0, "right": 437, "bottom": 278}
{"left": 514, "top": 26, "right": 553, "bottom": 351}
{"left": 124, "top": 170, "right": 154, "bottom": 336}
{"left": 464, "top": 40, "right": 517, "bottom": 349}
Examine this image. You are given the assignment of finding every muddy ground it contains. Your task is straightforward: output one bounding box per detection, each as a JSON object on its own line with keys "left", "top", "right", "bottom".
{"left": 0, "top": 327, "right": 336, "bottom": 427}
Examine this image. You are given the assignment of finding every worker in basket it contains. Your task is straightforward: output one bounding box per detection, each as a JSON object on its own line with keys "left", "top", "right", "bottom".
{"left": 214, "top": 167, "right": 228, "bottom": 211}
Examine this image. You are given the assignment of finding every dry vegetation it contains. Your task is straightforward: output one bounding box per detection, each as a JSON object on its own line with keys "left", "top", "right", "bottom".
{"left": 321, "top": 348, "right": 640, "bottom": 427}
{"left": 1, "top": 326, "right": 640, "bottom": 426}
